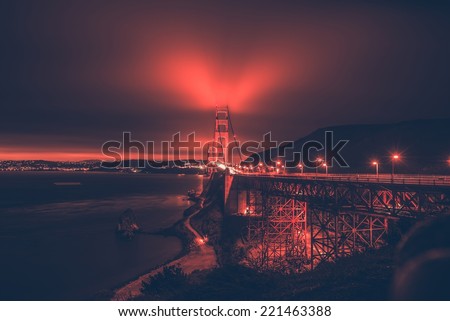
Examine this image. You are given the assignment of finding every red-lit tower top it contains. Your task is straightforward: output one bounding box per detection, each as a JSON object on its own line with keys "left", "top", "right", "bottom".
{"left": 208, "top": 106, "right": 230, "bottom": 164}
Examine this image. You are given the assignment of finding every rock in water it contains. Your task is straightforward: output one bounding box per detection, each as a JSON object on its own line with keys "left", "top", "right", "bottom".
{"left": 116, "top": 208, "right": 140, "bottom": 239}
{"left": 187, "top": 189, "right": 201, "bottom": 202}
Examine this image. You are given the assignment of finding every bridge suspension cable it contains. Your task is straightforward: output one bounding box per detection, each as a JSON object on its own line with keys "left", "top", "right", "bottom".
{"left": 227, "top": 106, "right": 243, "bottom": 164}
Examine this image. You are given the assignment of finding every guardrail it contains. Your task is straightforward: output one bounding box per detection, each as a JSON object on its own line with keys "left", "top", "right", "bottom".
{"left": 237, "top": 173, "right": 450, "bottom": 186}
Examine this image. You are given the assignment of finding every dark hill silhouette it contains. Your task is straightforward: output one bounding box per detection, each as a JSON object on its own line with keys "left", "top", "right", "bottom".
{"left": 250, "top": 119, "right": 450, "bottom": 174}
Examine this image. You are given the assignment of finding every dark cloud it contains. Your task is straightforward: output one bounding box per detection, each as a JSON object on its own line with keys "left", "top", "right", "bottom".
{"left": 1, "top": 0, "right": 449, "bottom": 159}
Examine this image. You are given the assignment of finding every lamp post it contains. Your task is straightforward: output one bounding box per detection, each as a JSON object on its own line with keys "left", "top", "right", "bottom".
{"left": 372, "top": 161, "right": 379, "bottom": 177}
{"left": 258, "top": 162, "right": 263, "bottom": 173}
{"left": 298, "top": 164, "right": 303, "bottom": 174}
{"left": 315, "top": 158, "right": 322, "bottom": 175}
{"left": 323, "top": 163, "right": 328, "bottom": 175}
{"left": 276, "top": 160, "right": 281, "bottom": 175}
{"left": 391, "top": 154, "right": 399, "bottom": 180}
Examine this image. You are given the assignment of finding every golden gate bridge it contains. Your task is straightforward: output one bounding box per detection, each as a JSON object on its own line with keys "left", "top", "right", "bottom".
{"left": 207, "top": 107, "right": 450, "bottom": 272}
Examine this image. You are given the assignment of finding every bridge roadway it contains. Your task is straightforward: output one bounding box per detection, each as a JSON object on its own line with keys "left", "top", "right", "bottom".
{"left": 236, "top": 172, "right": 450, "bottom": 187}
{"left": 226, "top": 172, "right": 450, "bottom": 218}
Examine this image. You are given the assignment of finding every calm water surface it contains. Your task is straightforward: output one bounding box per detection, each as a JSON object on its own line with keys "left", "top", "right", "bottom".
{"left": 0, "top": 172, "right": 203, "bottom": 300}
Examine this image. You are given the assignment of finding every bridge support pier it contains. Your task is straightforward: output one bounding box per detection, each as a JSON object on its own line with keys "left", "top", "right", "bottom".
{"left": 225, "top": 173, "right": 263, "bottom": 216}
{"left": 245, "top": 196, "right": 309, "bottom": 272}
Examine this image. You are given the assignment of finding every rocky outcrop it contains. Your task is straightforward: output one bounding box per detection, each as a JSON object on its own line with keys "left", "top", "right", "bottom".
{"left": 116, "top": 208, "right": 140, "bottom": 239}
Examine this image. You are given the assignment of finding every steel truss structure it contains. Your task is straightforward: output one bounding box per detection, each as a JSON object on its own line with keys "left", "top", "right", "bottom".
{"left": 245, "top": 197, "right": 308, "bottom": 272}
{"left": 234, "top": 175, "right": 450, "bottom": 272}
{"left": 309, "top": 209, "right": 388, "bottom": 269}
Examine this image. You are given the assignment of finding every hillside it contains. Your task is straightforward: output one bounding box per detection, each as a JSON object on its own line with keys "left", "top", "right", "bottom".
{"left": 251, "top": 119, "right": 450, "bottom": 174}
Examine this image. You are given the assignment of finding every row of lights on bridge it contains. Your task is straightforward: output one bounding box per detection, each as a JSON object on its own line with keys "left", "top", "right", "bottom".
{"left": 372, "top": 154, "right": 400, "bottom": 176}
{"left": 237, "top": 154, "right": 404, "bottom": 176}
{"left": 237, "top": 154, "right": 450, "bottom": 175}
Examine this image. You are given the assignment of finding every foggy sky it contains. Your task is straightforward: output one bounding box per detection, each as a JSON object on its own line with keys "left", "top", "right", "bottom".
{"left": 1, "top": 0, "right": 450, "bottom": 160}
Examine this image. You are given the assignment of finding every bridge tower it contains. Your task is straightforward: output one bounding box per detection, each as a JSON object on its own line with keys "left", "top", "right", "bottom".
{"left": 208, "top": 106, "right": 230, "bottom": 165}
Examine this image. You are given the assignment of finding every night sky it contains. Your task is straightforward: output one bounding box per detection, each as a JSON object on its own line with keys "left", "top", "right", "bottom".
{"left": 1, "top": 0, "right": 450, "bottom": 160}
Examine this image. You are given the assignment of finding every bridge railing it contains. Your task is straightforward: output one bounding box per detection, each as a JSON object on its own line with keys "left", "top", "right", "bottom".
{"left": 237, "top": 172, "right": 450, "bottom": 186}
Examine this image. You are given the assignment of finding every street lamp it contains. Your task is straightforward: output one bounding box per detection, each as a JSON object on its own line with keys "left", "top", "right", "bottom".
{"left": 372, "top": 161, "right": 379, "bottom": 177}
{"left": 315, "top": 158, "right": 323, "bottom": 175}
{"left": 298, "top": 164, "right": 303, "bottom": 174}
{"left": 391, "top": 154, "right": 400, "bottom": 179}
{"left": 323, "top": 163, "right": 328, "bottom": 175}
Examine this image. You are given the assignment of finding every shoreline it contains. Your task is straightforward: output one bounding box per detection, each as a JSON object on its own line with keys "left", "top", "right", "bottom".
{"left": 111, "top": 195, "right": 218, "bottom": 301}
